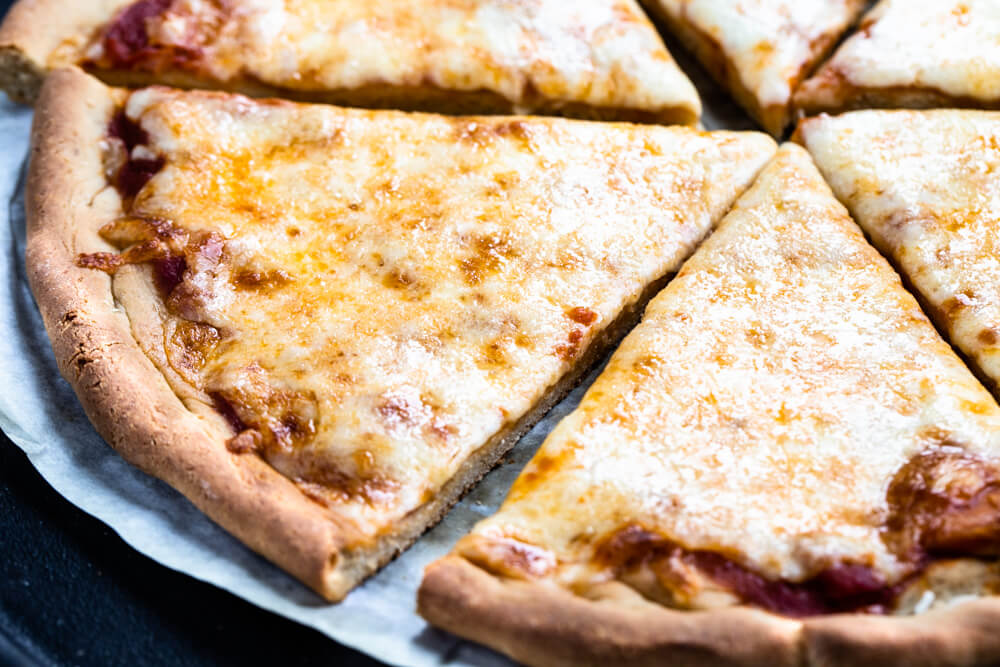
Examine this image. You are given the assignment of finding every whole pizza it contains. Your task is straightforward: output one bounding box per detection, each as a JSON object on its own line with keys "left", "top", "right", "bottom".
{"left": 5, "top": 1, "right": 1000, "bottom": 666}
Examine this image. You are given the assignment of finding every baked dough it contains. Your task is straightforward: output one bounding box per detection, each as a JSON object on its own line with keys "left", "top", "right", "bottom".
{"left": 800, "top": 108, "right": 1000, "bottom": 401}
{"left": 0, "top": 0, "right": 701, "bottom": 124}
{"left": 640, "top": 0, "right": 865, "bottom": 136}
{"left": 796, "top": 0, "right": 1000, "bottom": 116}
{"left": 26, "top": 67, "right": 773, "bottom": 601}
{"left": 419, "top": 144, "right": 1000, "bottom": 665}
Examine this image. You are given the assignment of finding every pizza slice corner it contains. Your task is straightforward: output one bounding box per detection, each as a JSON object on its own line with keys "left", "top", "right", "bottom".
{"left": 26, "top": 66, "right": 774, "bottom": 600}
{"left": 418, "top": 142, "right": 1000, "bottom": 664}
{"left": 800, "top": 107, "right": 1000, "bottom": 402}
{"left": 640, "top": 0, "right": 866, "bottom": 136}
{"left": 795, "top": 0, "right": 1000, "bottom": 116}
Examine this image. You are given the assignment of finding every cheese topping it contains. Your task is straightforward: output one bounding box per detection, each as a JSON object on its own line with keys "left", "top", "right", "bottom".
{"left": 801, "top": 109, "right": 1000, "bottom": 396}
{"left": 93, "top": 87, "right": 774, "bottom": 543}
{"left": 650, "top": 0, "right": 863, "bottom": 109}
{"left": 83, "top": 0, "right": 701, "bottom": 121}
{"left": 452, "top": 145, "right": 1000, "bottom": 615}
{"left": 798, "top": 0, "right": 1000, "bottom": 108}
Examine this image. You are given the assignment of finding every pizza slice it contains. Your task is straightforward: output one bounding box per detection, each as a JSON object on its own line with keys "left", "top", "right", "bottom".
{"left": 639, "top": 0, "right": 866, "bottom": 136}
{"left": 796, "top": 0, "right": 1000, "bottom": 116}
{"left": 0, "top": 0, "right": 701, "bottom": 124}
{"left": 800, "top": 109, "right": 1000, "bottom": 400}
{"left": 419, "top": 144, "right": 1000, "bottom": 666}
{"left": 27, "top": 67, "right": 773, "bottom": 601}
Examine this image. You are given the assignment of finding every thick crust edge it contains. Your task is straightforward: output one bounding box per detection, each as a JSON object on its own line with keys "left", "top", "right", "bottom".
{"left": 794, "top": 67, "right": 1000, "bottom": 118}
{"left": 26, "top": 66, "right": 349, "bottom": 598}
{"left": 418, "top": 556, "right": 803, "bottom": 667}
{"left": 419, "top": 557, "right": 1000, "bottom": 666}
{"left": 0, "top": 0, "right": 128, "bottom": 103}
{"left": 25, "top": 67, "right": 682, "bottom": 602}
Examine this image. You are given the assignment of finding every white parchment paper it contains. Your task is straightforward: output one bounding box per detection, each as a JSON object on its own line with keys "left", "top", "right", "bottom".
{"left": 0, "top": 55, "right": 749, "bottom": 666}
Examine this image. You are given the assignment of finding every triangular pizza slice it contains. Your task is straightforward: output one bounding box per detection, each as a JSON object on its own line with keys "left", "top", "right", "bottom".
{"left": 0, "top": 0, "right": 701, "bottom": 124}
{"left": 796, "top": 0, "right": 1000, "bottom": 116}
{"left": 801, "top": 109, "right": 1000, "bottom": 398}
{"left": 26, "top": 68, "right": 773, "bottom": 600}
{"left": 640, "top": 0, "right": 866, "bottom": 136}
{"left": 419, "top": 144, "right": 1000, "bottom": 666}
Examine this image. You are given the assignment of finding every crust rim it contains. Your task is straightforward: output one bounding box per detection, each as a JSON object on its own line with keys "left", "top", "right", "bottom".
{"left": 26, "top": 65, "right": 352, "bottom": 599}
{"left": 419, "top": 555, "right": 1000, "bottom": 667}
{"left": 24, "top": 66, "right": 688, "bottom": 601}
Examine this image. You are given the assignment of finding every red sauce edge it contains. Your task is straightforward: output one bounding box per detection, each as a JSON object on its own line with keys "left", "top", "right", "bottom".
{"left": 596, "top": 525, "right": 900, "bottom": 618}
{"left": 108, "top": 110, "right": 164, "bottom": 199}
{"left": 691, "top": 550, "right": 899, "bottom": 617}
{"left": 152, "top": 254, "right": 187, "bottom": 296}
{"left": 210, "top": 392, "right": 247, "bottom": 435}
{"left": 102, "top": 0, "right": 174, "bottom": 66}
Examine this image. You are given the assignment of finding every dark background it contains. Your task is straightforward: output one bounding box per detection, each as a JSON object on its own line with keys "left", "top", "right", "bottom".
{"left": 0, "top": 1, "right": 381, "bottom": 665}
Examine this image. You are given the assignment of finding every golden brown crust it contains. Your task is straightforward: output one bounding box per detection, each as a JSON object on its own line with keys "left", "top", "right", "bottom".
{"left": 803, "top": 601, "right": 1000, "bottom": 667}
{"left": 26, "top": 66, "right": 348, "bottom": 598}
{"left": 419, "top": 556, "right": 804, "bottom": 667}
{"left": 0, "top": 0, "right": 128, "bottom": 103}
{"left": 26, "top": 67, "right": 681, "bottom": 601}
{"left": 794, "top": 68, "right": 1000, "bottom": 117}
{"left": 419, "top": 555, "right": 1000, "bottom": 666}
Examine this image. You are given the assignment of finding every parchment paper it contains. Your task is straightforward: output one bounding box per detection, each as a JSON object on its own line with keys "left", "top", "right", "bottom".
{"left": 0, "top": 53, "right": 750, "bottom": 667}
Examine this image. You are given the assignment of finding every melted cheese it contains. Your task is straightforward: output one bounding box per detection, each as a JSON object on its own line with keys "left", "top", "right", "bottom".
{"left": 451, "top": 144, "right": 1000, "bottom": 611}
{"left": 85, "top": 0, "right": 700, "bottom": 121}
{"left": 801, "top": 109, "right": 1000, "bottom": 395}
{"left": 118, "top": 87, "right": 775, "bottom": 542}
{"left": 798, "top": 0, "right": 1000, "bottom": 108}
{"left": 650, "top": 0, "right": 863, "bottom": 112}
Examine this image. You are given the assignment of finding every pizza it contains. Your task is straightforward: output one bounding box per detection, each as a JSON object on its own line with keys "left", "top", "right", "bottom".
{"left": 25, "top": 66, "right": 774, "bottom": 601}
{"left": 0, "top": 0, "right": 701, "bottom": 125}
{"left": 418, "top": 144, "right": 1000, "bottom": 666}
{"left": 639, "top": 0, "right": 866, "bottom": 136}
{"left": 795, "top": 0, "right": 1000, "bottom": 116}
{"left": 800, "top": 109, "right": 1000, "bottom": 400}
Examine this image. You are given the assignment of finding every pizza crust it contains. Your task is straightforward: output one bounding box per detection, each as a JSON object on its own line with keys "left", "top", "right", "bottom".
{"left": 26, "top": 66, "right": 686, "bottom": 601}
{"left": 26, "top": 65, "right": 349, "bottom": 598}
{"left": 419, "top": 556, "right": 1000, "bottom": 667}
{"left": 0, "top": 0, "right": 700, "bottom": 124}
{"left": 0, "top": 0, "right": 127, "bottom": 103}
{"left": 795, "top": 71, "right": 1000, "bottom": 118}
{"left": 794, "top": 0, "right": 1000, "bottom": 116}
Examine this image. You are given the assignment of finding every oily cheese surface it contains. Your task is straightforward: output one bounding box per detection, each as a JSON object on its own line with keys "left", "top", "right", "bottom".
{"left": 76, "top": 0, "right": 700, "bottom": 118}
{"left": 797, "top": 0, "right": 1000, "bottom": 109}
{"left": 801, "top": 109, "right": 1000, "bottom": 394}
{"left": 649, "top": 0, "right": 864, "bottom": 111}
{"left": 451, "top": 144, "right": 1000, "bottom": 610}
{"left": 116, "top": 87, "right": 774, "bottom": 544}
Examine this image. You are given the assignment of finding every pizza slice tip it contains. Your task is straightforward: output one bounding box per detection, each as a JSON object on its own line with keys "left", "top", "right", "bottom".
{"left": 418, "top": 143, "right": 1000, "bottom": 664}
{"left": 800, "top": 107, "right": 1000, "bottom": 400}
{"left": 640, "top": 0, "right": 866, "bottom": 136}
{"left": 25, "top": 66, "right": 773, "bottom": 600}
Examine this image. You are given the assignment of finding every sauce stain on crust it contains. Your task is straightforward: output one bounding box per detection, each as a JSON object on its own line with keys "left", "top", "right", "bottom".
{"left": 591, "top": 524, "right": 899, "bottom": 617}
